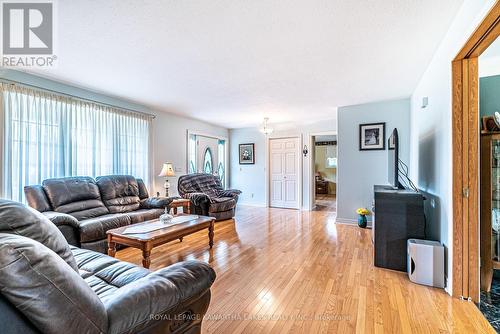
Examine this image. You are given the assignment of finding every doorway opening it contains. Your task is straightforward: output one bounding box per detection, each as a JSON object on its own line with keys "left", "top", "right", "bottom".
{"left": 478, "top": 35, "right": 500, "bottom": 327}
{"left": 312, "top": 135, "right": 337, "bottom": 213}
{"left": 451, "top": 1, "right": 500, "bottom": 304}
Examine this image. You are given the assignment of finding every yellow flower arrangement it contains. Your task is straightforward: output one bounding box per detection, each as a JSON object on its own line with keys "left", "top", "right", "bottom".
{"left": 356, "top": 208, "right": 370, "bottom": 216}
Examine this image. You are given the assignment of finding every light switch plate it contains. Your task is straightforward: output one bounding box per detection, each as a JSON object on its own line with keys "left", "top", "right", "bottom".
{"left": 422, "top": 97, "right": 428, "bottom": 108}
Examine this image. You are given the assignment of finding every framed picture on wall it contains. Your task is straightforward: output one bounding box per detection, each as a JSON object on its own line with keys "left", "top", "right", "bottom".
{"left": 239, "top": 143, "right": 255, "bottom": 164}
{"left": 359, "top": 122, "right": 385, "bottom": 151}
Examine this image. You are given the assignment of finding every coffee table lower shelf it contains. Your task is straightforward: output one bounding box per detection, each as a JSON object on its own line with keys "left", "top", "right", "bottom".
{"left": 106, "top": 215, "right": 215, "bottom": 269}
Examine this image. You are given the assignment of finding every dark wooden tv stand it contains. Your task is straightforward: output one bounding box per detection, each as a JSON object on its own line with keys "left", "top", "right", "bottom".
{"left": 372, "top": 185, "right": 425, "bottom": 272}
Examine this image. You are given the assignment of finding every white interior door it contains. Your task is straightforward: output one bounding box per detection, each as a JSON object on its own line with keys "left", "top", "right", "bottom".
{"left": 270, "top": 137, "right": 299, "bottom": 209}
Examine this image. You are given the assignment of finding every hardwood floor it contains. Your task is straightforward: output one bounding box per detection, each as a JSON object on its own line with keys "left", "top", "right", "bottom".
{"left": 117, "top": 205, "right": 494, "bottom": 333}
{"left": 314, "top": 194, "right": 337, "bottom": 212}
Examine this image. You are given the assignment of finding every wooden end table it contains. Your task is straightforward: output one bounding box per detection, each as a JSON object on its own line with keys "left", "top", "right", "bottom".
{"left": 170, "top": 198, "right": 191, "bottom": 215}
{"left": 107, "top": 215, "right": 215, "bottom": 269}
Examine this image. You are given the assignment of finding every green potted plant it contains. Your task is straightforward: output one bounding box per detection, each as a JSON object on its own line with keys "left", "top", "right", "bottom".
{"left": 356, "top": 208, "right": 370, "bottom": 228}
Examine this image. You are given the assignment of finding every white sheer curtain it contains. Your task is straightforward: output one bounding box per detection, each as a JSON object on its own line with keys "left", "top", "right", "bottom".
{"left": 0, "top": 83, "right": 151, "bottom": 202}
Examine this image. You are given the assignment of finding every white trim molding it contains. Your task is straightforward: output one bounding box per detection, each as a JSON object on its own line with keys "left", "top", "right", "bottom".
{"left": 335, "top": 217, "right": 372, "bottom": 228}
{"left": 308, "top": 131, "right": 337, "bottom": 211}
{"left": 335, "top": 217, "right": 357, "bottom": 225}
{"left": 237, "top": 202, "right": 267, "bottom": 208}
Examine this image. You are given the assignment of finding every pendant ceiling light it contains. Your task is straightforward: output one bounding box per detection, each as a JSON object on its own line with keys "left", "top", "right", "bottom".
{"left": 260, "top": 117, "right": 274, "bottom": 135}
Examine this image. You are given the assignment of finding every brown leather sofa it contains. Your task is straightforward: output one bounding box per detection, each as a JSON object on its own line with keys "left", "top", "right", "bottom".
{"left": 24, "top": 175, "right": 173, "bottom": 254}
{"left": 0, "top": 199, "right": 215, "bottom": 334}
{"left": 178, "top": 173, "right": 241, "bottom": 221}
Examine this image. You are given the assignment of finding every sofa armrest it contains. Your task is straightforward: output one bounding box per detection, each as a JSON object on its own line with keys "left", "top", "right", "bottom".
{"left": 183, "top": 192, "right": 211, "bottom": 206}
{"left": 218, "top": 189, "right": 242, "bottom": 199}
{"left": 104, "top": 260, "right": 216, "bottom": 334}
{"left": 140, "top": 197, "right": 175, "bottom": 209}
{"left": 42, "top": 212, "right": 81, "bottom": 246}
{"left": 42, "top": 211, "right": 80, "bottom": 229}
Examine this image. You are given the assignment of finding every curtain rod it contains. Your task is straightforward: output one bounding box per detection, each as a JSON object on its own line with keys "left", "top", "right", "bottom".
{"left": 0, "top": 78, "right": 156, "bottom": 119}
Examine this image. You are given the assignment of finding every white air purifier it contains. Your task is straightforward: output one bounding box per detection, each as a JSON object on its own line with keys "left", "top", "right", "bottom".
{"left": 407, "top": 239, "right": 445, "bottom": 288}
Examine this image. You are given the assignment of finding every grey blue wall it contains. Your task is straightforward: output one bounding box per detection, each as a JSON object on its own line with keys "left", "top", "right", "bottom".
{"left": 480, "top": 75, "right": 500, "bottom": 118}
{"left": 229, "top": 128, "right": 267, "bottom": 206}
{"left": 337, "top": 98, "right": 410, "bottom": 224}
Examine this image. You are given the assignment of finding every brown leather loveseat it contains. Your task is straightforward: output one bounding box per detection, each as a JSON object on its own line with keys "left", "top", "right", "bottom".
{"left": 0, "top": 199, "right": 215, "bottom": 334}
{"left": 24, "top": 175, "right": 172, "bottom": 253}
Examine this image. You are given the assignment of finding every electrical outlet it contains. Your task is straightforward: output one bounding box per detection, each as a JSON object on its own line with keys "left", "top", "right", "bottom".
{"left": 175, "top": 167, "right": 182, "bottom": 172}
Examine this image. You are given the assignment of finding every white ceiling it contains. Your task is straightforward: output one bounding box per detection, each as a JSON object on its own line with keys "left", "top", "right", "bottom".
{"left": 28, "top": 0, "right": 463, "bottom": 128}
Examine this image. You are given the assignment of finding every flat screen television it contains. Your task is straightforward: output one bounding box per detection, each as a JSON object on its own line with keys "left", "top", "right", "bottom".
{"left": 388, "top": 128, "right": 403, "bottom": 189}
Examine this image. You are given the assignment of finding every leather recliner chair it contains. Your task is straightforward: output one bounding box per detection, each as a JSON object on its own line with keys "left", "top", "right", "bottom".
{"left": 0, "top": 199, "right": 215, "bottom": 334}
{"left": 24, "top": 175, "right": 173, "bottom": 254}
{"left": 177, "top": 173, "right": 241, "bottom": 221}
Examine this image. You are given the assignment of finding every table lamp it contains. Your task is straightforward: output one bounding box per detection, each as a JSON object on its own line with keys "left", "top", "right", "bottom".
{"left": 158, "top": 163, "right": 175, "bottom": 197}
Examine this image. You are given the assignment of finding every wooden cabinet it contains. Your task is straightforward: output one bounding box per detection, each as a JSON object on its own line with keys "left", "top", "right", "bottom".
{"left": 373, "top": 185, "right": 425, "bottom": 272}
{"left": 315, "top": 177, "right": 328, "bottom": 194}
{"left": 480, "top": 133, "right": 500, "bottom": 292}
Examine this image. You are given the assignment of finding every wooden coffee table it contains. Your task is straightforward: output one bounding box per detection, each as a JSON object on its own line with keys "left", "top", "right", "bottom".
{"left": 106, "top": 215, "right": 215, "bottom": 268}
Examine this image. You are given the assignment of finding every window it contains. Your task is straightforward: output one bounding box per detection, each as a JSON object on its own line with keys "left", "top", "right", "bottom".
{"left": 0, "top": 84, "right": 151, "bottom": 202}
{"left": 188, "top": 134, "right": 196, "bottom": 173}
{"left": 326, "top": 145, "right": 337, "bottom": 168}
{"left": 203, "top": 148, "right": 213, "bottom": 174}
{"left": 217, "top": 140, "right": 226, "bottom": 188}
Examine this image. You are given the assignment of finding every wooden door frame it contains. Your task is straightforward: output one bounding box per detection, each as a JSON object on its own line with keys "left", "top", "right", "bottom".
{"left": 308, "top": 131, "right": 337, "bottom": 211}
{"left": 452, "top": 2, "right": 500, "bottom": 302}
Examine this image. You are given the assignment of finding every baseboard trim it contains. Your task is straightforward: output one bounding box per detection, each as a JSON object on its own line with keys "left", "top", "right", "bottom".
{"left": 335, "top": 217, "right": 372, "bottom": 228}
{"left": 238, "top": 202, "right": 267, "bottom": 208}
{"left": 335, "top": 218, "right": 357, "bottom": 224}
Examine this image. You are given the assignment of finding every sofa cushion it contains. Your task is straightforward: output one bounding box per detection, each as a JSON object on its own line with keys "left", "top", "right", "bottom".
{"left": 71, "top": 246, "right": 150, "bottom": 301}
{"left": 24, "top": 185, "right": 52, "bottom": 212}
{"left": 126, "top": 208, "right": 164, "bottom": 224}
{"left": 137, "top": 178, "right": 149, "bottom": 199}
{"left": 104, "top": 260, "right": 216, "bottom": 334}
{"left": 0, "top": 199, "right": 78, "bottom": 272}
{"left": 0, "top": 234, "right": 108, "bottom": 334}
{"left": 42, "top": 177, "right": 109, "bottom": 220}
{"left": 209, "top": 197, "right": 236, "bottom": 213}
{"left": 96, "top": 175, "right": 141, "bottom": 213}
{"left": 79, "top": 214, "right": 132, "bottom": 243}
